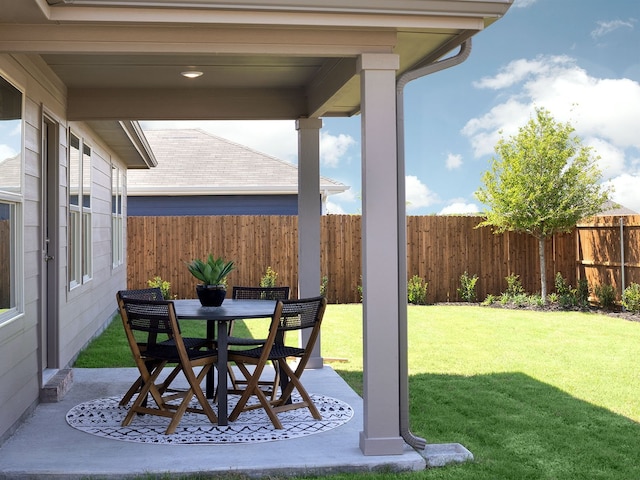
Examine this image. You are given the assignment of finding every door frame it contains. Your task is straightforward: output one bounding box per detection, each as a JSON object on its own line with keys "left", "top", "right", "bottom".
{"left": 40, "top": 111, "right": 60, "bottom": 377}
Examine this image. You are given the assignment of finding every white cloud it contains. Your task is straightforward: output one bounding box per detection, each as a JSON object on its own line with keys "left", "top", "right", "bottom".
{"left": 405, "top": 175, "right": 439, "bottom": 211}
{"left": 463, "top": 55, "right": 640, "bottom": 162}
{"left": 326, "top": 189, "right": 359, "bottom": 214}
{"left": 472, "top": 55, "right": 572, "bottom": 90}
{"left": 591, "top": 19, "right": 635, "bottom": 39}
{"left": 0, "top": 144, "right": 17, "bottom": 160}
{"left": 445, "top": 153, "right": 463, "bottom": 170}
{"left": 439, "top": 201, "right": 480, "bottom": 215}
{"left": 331, "top": 189, "right": 358, "bottom": 204}
{"left": 512, "top": 0, "right": 538, "bottom": 8}
{"left": 583, "top": 137, "right": 626, "bottom": 179}
{"left": 324, "top": 200, "right": 347, "bottom": 215}
{"left": 605, "top": 173, "right": 640, "bottom": 213}
{"left": 461, "top": 98, "right": 532, "bottom": 157}
{"left": 320, "top": 131, "right": 356, "bottom": 168}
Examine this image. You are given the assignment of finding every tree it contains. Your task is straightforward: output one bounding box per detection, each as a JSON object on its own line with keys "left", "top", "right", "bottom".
{"left": 475, "top": 107, "right": 612, "bottom": 301}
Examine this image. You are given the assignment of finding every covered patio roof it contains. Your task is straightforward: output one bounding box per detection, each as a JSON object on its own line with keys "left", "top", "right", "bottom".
{"left": 0, "top": 0, "right": 513, "bottom": 456}
{"left": 2, "top": 0, "right": 510, "bottom": 121}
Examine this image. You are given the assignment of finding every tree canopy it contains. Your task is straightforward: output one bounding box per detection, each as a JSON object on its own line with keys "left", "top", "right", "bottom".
{"left": 475, "top": 107, "right": 612, "bottom": 299}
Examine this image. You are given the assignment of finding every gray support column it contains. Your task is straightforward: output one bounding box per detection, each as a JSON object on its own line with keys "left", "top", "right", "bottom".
{"left": 357, "top": 53, "right": 405, "bottom": 455}
{"left": 296, "top": 117, "right": 323, "bottom": 369}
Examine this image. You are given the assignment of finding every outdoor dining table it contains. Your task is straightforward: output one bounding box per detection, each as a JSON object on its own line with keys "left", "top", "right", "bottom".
{"left": 173, "top": 298, "right": 277, "bottom": 426}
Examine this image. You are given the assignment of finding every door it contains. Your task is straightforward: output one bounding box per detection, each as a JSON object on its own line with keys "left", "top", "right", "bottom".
{"left": 41, "top": 115, "right": 59, "bottom": 373}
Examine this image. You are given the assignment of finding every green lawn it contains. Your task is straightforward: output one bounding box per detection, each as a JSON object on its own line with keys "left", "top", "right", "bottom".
{"left": 75, "top": 305, "right": 640, "bottom": 480}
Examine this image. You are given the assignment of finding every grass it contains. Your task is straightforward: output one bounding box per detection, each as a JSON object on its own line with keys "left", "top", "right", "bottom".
{"left": 75, "top": 304, "right": 640, "bottom": 479}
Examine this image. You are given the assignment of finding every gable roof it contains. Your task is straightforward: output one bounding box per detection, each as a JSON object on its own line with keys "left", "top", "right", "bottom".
{"left": 598, "top": 200, "right": 638, "bottom": 216}
{"left": 127, "top": 129, "right": 348, "bottom": 196}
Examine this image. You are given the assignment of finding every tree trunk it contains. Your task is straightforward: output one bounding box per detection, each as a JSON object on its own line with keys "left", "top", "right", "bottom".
{"left": 539, "top": 236, "right": 547, "bottom": 302}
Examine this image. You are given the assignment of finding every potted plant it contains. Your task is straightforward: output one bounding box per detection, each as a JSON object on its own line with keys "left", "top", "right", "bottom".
{"left": 186, "top": 254, "right": 236, "bottom": 306}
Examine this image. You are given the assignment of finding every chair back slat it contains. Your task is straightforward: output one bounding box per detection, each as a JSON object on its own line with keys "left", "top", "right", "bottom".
{"left": 278, "top": 296, "right": 324, "bottom": 332}
{"left": 117, "top": 294, "right": 178, "bottom": 349}
{"left": 122, "top": 299, "right": 173, "bottom": 336}
{"left": 118, "top": 287, "right": 164, "bottom": 301}
{"left": 232, "top": 286, "right": 290, "bottom": 301}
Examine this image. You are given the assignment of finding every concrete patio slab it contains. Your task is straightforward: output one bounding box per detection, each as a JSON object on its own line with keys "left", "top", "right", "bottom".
{"left": 0, "top": 367, "right": 430, "bottom": 479}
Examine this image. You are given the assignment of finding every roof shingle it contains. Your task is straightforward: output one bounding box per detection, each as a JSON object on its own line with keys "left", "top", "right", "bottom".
{"left": 127, "top": 129, "right": 347, "bottom": 196}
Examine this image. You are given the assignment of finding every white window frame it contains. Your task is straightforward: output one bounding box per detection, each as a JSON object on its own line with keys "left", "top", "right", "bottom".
{"left": 111, "top": 164, "right": 124, "bottom": 267}
{"left": 0, "top": 74, "right": 24, "bottom": 327}
{"left": 68, "top": 132, "right": 92, "bottom": 289}
{"left": 0, "top": 196, "right": 23, "bottom": 326}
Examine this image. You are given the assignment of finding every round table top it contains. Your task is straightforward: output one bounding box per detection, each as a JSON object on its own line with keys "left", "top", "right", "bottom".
{"left": 173, "top": 298, "right": 277, "bottom": 320}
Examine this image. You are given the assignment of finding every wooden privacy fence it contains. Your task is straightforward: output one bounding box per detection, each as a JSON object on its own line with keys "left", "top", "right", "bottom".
{"left": 127, "top": 214, "right": 640, "bottom": 304}
{"left": 576, "top": 215, "right": 640, "bottom": 300}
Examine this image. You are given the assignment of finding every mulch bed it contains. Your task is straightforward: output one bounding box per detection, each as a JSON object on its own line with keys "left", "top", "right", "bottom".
{"left": 435, "top": 301, "right": 640, "bottom": 323}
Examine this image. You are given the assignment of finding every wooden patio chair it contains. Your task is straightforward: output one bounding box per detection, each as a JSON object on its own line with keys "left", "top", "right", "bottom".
{"left": 117, "top": 288, "right": 209, "bottom": 406}
{"left": 224, "top": 286, "right": 290, "bottom": 399}
{"left": 117, "top": 295, "right": 218, "bottom": 434}
{"left": 228, "top": 296, "right": 327, "bottom": 429}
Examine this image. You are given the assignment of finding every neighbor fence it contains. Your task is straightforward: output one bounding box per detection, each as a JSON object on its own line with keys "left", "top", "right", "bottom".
{"left": 127, "top": 214, "right": 640, "bottom": 304}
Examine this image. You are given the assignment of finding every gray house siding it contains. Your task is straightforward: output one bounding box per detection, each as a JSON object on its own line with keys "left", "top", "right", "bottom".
{"left": 0, "top": 55, "right": 130, "bottom": 443}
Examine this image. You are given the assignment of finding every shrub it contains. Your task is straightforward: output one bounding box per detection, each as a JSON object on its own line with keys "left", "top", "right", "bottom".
{"left": 320, "top": 275, "right": 328, "bottom": 297}
{"left": 505, "top": 273, "right": 524, "bottom": 298}
{"left": 547, "top": 292, "right": 559, "bottom": 304}
{"left": 457, "top": 271, "right": 478, "bottom": 302}
{"left": 595, "top": 283, "right": 616, "bottom": 310}
{"left": 512, "top": 293, "right": 529, "bottom": 308}
{"left": 555, "top": 272, "right": 571, "bottom": 296}
{"left": 499, "top": 292, "right": 511, "bottom": 305}
{"left": 407, "top": 275, "right": 428, "bottom": 305}
{"left": 622, "top": 283, "right": 640, "bottom": 313}
{"left": 147, "top": 276, "right": 172, "bottom": 300}
{"left": 576, "top": 278, "right": 590, "bottom": 308}
{"left": 260, "top": 266, "right": 278, "bottom": 287}
{"left": 528, "top": 294, "right": 545, "bottom": 307}
{"left": 482, "top": 294, "right": 497, "bottom": 306}
{"left": 554, "top": 272, "right": 590, "bottom": 310}
{"left": 558, "top": 292, "right": 577, "bottom": 310}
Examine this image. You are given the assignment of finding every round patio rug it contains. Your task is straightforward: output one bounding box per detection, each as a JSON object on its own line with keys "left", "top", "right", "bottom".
{"left": 66, "top": 394, "right": 353, "bottom": 444}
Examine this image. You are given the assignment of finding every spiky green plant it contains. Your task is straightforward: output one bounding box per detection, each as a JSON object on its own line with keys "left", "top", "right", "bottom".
{"left": 186, "top": 254, "right": 235, "bottom": 286}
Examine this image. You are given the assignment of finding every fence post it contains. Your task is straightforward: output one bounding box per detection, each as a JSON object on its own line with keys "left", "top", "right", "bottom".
{"left": 620, "top": 217, "right": 625, "bottom": 295}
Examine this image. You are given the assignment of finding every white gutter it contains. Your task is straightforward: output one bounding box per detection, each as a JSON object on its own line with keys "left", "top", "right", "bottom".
{"left": 395, "top": 39, "right": 473, "bottom": 450}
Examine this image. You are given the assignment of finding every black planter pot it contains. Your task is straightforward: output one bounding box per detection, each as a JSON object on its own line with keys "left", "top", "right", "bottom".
{"left": 196, "top": 285, "right": 227, "bottom": 307}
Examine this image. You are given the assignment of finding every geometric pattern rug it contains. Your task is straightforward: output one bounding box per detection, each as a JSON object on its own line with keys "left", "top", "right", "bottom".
{"left": 66, "top": 394, "right": 354, "bottom": 444}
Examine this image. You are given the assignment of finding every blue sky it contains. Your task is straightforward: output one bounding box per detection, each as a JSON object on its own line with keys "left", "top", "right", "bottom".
{"left": 144, "top": 0, "right": 640, "bottom": 215}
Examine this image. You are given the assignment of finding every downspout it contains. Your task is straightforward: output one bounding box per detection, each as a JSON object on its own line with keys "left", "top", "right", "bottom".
{"left": 396, "top": 39, "right": 472, "bottom": 450}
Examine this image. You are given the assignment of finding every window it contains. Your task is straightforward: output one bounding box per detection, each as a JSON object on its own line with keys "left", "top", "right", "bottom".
{"left": 111, "top": 164, "right": 124, "bottom": 267}
{"left": 0, "top": 75, "right": 23, "bottom": 324}
{"left": 68, "top": 133, "right": 92, "bottom": 288}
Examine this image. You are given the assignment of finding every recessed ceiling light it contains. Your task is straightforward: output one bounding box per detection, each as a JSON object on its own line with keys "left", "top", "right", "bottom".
{"left": 181, "top": 70, "right": 203, "bottom": 79}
